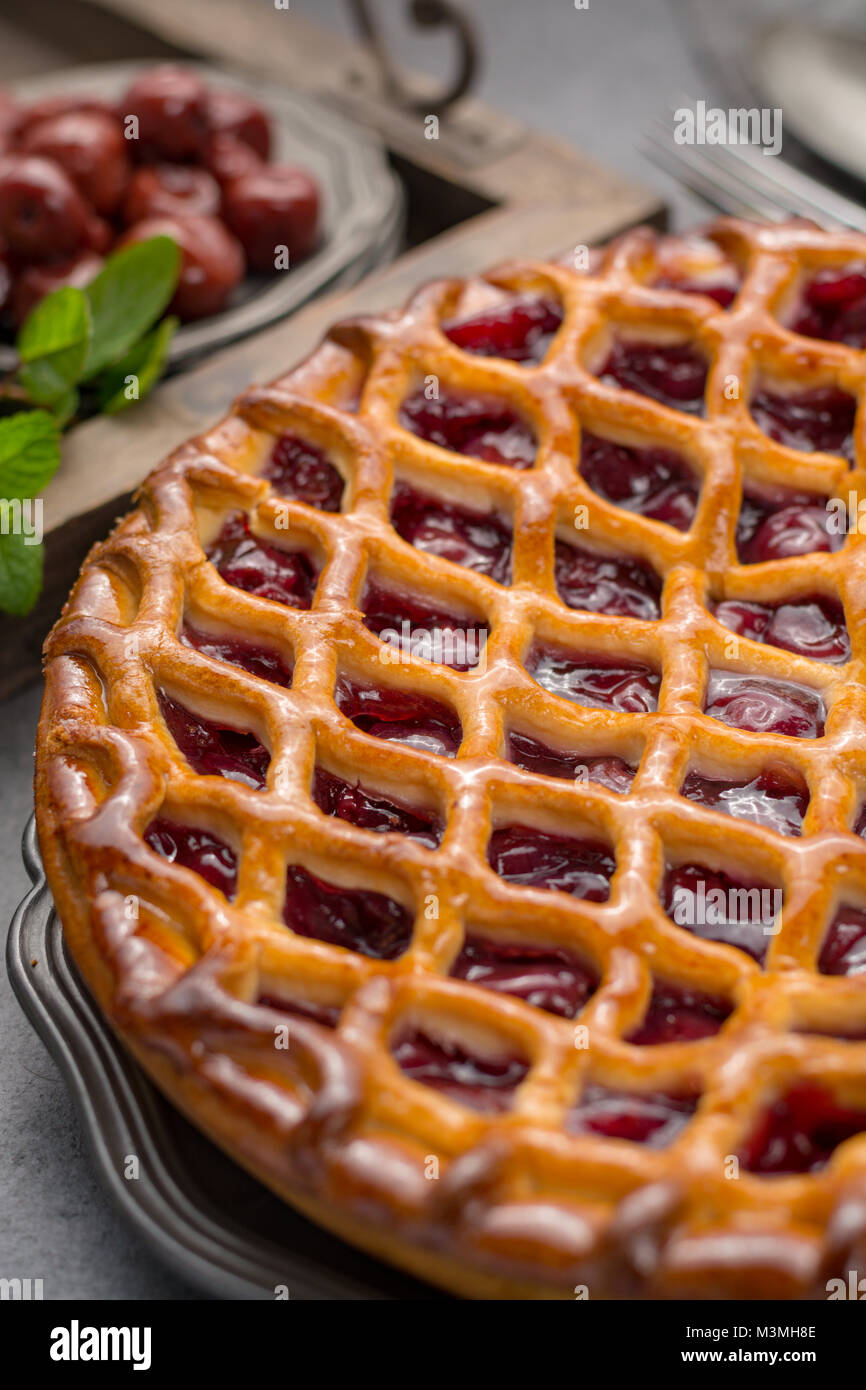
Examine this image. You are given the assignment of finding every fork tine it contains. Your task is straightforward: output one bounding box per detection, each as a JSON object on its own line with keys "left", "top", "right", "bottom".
{"left": 641, "top": 127, "right": 788, "bottom": 223}
{"left": 654, "top": 99, "right": 866, "bottom": 235}
{"left": 690, "top": 142, "right": 835, "bottom": 226}
{"left": 717, "top": 140, "right": 866, "bottom": 234}
{"left": 641, "top": 146, "right": 773, "bottom": 221}
{"left": 644, "top": 117, "right": 796, "bottom": 220}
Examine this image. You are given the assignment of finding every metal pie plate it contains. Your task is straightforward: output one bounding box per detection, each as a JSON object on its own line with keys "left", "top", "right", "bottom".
{"left": 0, "top": 60, "right": 403, "bottom": 369}
{"left": 7, "top": 817, "right": 439, "bottom": 1300}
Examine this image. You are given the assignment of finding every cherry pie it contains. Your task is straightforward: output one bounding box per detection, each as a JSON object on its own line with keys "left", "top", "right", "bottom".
{"left": 35, "top": 218, "right": 866, "bottom": 1299}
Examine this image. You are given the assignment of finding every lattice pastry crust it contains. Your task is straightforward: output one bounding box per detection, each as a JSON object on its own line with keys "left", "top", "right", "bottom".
{"left": 35, "top": 218, "right": 866, "bottom": 1299}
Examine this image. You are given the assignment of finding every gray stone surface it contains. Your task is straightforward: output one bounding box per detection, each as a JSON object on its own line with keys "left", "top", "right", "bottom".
{"left": 0, "top": 0, "right": 719, "bottom": 1299}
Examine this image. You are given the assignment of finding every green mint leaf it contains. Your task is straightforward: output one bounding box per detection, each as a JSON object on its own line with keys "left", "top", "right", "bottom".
{"left": 0, "top": 530, "right": 43, "bottom": 617}
{"left": 20, "top": 357, "right": 75, "bottom": 409}
{"left": 94, "top": 315, "right": 178, "bottom": 415}
{"left": 17, "top": 286, "right": 92, "bottom": 405}
{"left": 48, "top": 387, "right": 79, "bottom": 429}
{"left": 0, "top": 410, "right": 61, "bottom": 499}
{"left": 83, "top": 237, "right": 181, "bottom": 379}
{"left": 17, "top": 285, "right": 91, "bottom": 364}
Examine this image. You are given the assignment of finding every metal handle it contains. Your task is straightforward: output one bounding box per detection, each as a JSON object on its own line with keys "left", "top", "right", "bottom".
{"left": 347, "top": 0, "right": 480, "bottom": 115}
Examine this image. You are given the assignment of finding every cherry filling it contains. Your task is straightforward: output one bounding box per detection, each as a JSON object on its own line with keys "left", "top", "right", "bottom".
{"left": 262, "top": 431, "right": 344, "bottom": 512}
{"left": 704, "top": 672, "right": 825, "bottom": 739}
{"left": 312, "top": 767, "right": 442, "bottom": 848}
{"left": 662, "top": 863, "right": 779, "bottom": 964}
{"left": 819, "top": 905, "right": 866, "bottom": 977}
{"left": 283, "top": 865, "right": 413, "bottom": 960}
{"left": 553, "top": 539, "right": 661, "bottom": 620}
{"left": 391, "top": 1028, "right": 529, "bottom": 1112}
{"left": 256, "top": 994, "right": 341, "bottom": 1027}
{"left": 579, "top": 432, "right": 699, "bottom": 532}
{"left": 627, "top": 982, "right": 732, "bottom": 1045}
{"left": 390, "top": 481, "right": 512, "bottom": 584}
{"left": 791, "top": 265, "right": 866, "bottom": 348}
{"left": 206, "top": 512, "right": 318, "bottom": 609}
{"left": 335, "top": 676, "right": 462, "bottom": 757}
{"left": 361, "top": 580, "right": 487, "bottom": 671}
{"left": 750, "top": 385, "right": 856, "bottom": 463}
{"left": 157, "top": 691, "right": 270, "bottom": 788}
{"left": 488, "top": 824, "right": 615, "bottom": 901}
{"left": 681, "top": 767, "right": 808, "bottom": 837}
{"left": 739, "top": 1083, "right": 866, "bottom": 1175}
{"left": 598, "top": 340, "right": 708, "bottom": 415}
{"left": 714, "top": 595, "right": 849, "bottom": 664}
{"left": 442, "top": 294, "right": 563, "bottom": 364}
{"left": 506, "top": 729, "right": 636, "bottom": 792}
{"left": 144, "top": 817, "right": 237, "bottom": 897}
{"left": 567, "top": 1084, "right": 697, "bottom": 1146}
{"left": 451, "top": 934, "right": 597, "bottom": 1017}
{"left": 399, "top": 388, "right": 536, "bottom": 469}
{"left": 180, "top": 622, "right": 292, "bottom": 687}
{"left": 527, "top": 643, "right": 660, "bottom": 713}
{"left": 735, "top": 487, "right": 840, "bottom": 564}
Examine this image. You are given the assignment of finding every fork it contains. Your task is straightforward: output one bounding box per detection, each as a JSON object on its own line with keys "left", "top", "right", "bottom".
{"left": 642, "top": 110, "right": 866, "bottom": 234}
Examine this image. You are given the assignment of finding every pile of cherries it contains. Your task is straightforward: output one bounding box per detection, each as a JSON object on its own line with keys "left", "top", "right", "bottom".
{"left": 0, "top": 64, "right": 320, "bottom": 326}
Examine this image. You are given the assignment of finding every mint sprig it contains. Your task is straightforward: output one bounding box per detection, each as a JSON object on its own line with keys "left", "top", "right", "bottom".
{"left": 18, "top": 285, "right": 91, "bottom": 406}
{"left": 95, "top": 315, "right": 179, "bottom": 415}
{"left": 81, "top": 237, "right": 180, "bottom": 379}
{"left": 0, "top": 236, "right": 181, "bottom": 617}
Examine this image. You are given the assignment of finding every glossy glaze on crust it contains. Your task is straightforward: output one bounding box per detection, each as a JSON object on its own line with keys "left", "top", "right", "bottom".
{"left": 35, "top": 219, "right": 866, "bottom": 1301}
